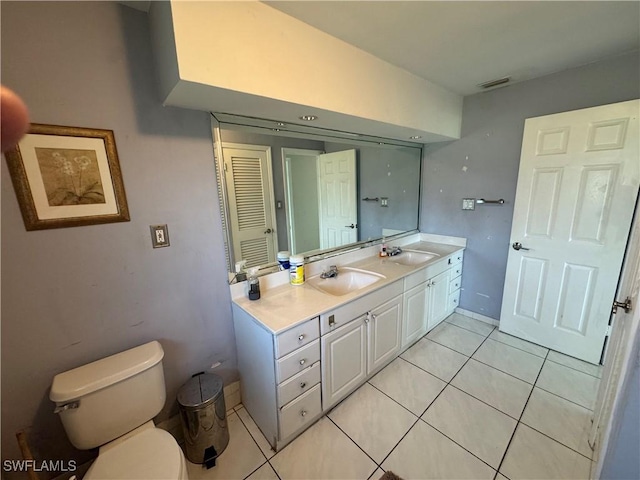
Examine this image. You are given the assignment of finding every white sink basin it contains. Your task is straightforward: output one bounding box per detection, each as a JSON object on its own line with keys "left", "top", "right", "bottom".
{"left": 390, "top": 250, "right": 439, "bottom": 267}
{"left": 308, "top": 267, "right": 386, "bottom": 296}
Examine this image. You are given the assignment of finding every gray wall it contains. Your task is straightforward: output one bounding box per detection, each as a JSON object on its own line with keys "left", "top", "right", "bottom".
{"left": 420, "top": 52, "right": 640, "bottom": 319}
{"left": 1, "top": 1, "right": 236, "bottom": 467}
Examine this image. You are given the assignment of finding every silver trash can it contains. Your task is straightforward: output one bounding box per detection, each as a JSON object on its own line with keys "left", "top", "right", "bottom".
{"left": 178, "top": 373, "right": 230, "bottom": 468}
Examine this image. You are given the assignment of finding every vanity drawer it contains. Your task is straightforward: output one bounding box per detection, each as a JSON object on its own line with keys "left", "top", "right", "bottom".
{"left": 450, "top": 263, "right": 463, "bottom": 278}
{"left": 279, "top": 384, "right": 322, "bottom": 441}
{"left": 275, "top": 317, "right": 320, "bottom": 358}
{"left": 449, "top": 276, "right": 462, "bottom": 294}
{"left": 449, "top": 290, "right": 460, "bottom": 311}
{"left": 277, "top": 361, "right": 320, "bottom": 407}
{"left": 276, "top": 340, "right": 320, "bottom": 383}
{"left": 448, "top": 251, "right": 464, "bottom": 267}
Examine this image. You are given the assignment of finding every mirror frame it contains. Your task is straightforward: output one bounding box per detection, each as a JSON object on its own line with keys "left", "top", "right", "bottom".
{"left": 210, "top": 113, "right": 424, "bottom": 277}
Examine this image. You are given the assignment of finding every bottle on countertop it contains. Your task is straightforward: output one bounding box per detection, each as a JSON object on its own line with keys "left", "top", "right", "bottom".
{"left": 289, "top": 254, "right": 305, "bottom": 285}
{"left": 247, "top": 266, "right": 261, "bottom": 300}
{"left": 379, "top": 238, "right": 388, "bottom": 257}
{"left": 277, "top": 251, "right": 291, "bottom": 271}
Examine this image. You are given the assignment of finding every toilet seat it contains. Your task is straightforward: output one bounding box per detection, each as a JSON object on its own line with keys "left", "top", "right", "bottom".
{"left": 85, "top": 428, "right": 186, "bottom": 480}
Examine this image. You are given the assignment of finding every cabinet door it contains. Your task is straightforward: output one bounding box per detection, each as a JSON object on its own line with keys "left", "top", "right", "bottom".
{"left": 321, "top": 316, "right": 367, "bottom": 411}
{"left": 402, "top": 282, "right": 428, "bottom": 350}
{"left": 368, "top": 295, "right": 403, "bottom": 375}
{"left": 428, "top": 270, "right": 451, "bottom": 330}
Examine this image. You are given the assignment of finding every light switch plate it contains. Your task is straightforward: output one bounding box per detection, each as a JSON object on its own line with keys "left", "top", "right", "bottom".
{"left": 462, "top": 198, "right": 476, "bottom": 210}
{"left": 150, "top": 224, "right": 170, "bottom": 248}
{"left": 381, "top": 197, "right": 389, "bottom": 207}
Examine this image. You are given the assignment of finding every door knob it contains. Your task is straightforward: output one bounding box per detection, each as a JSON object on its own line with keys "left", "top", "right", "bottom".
{"left": 344, "top": 223, "right": 357, "bottom": 229}
{"left": 512, "top": 242, "right": 530, "bottom": 251}
{"left": 264, "top": 228, "right": 273, "bottom": 234}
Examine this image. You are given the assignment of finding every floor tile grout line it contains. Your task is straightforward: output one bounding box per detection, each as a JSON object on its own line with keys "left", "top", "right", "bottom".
{"left": 469, "top": 356, "right": 542, "bottom": 386}
{"left": 375, "top": 416, "right": 425, "bottom": 468}
{"left": 235, "top": 407, "right": 275, "bottom": 460}
{"left": 396, "top": 355, "right": 451, "bottom": 384}
{"left": 373, "top": 323, "right": 498, "bottom": 470}
{"left": 519, "top": 418, "right": 595, "bottom": 461}
{"left": 325, "top": 415, "right": 385, "bottom": 468}
{"left": 419, "top": 417, "right": 500, "bottom": 473}
{"left": 494, "top": 349, "right": 550, "bottom": 476}
{"left": 446, "top": 383, "right": 522, "bottom": 422}
{"left": 444, "top": 317, "right": 495, "bottom": 337}
{"left": 234, "top": 409, "right": 277, "bottom": 480}
{"left": 489, "top": 334, "right": 548, "bottom": 359}
{"left": 367, "top": 380, "right": 426, "bottom": 418}
{"left": 544, "top": 357, "right": 602, "bottom": 379}
{"left": 432, "top": 319, "right": 489, "bottom": 339}
{"left": 409, "top": 333, "right": 475, "bottom": 359}
{"left": 531, "top": 384, "right": 596, "bottom": 412}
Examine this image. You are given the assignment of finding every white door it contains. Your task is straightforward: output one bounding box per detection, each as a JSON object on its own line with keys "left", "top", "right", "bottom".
{"left": 590, "top": 204, "right": 640, "bottom": 474}
{"left": 427, "top": 270, "right": 451, "bottom": 330}
{"left": 368, "top": 296, "right": 403, "bottom": 374}
{"left": 500, "top": 100, "right": 639, "bottom": 363}
{"left": 402, "top": 282, "right": 429, "bottom": 350}
{"left": 321, "top": 316, "right": 367, "bottom": 411}
{"left": 317, "top": 150, "right": 358, "bottom": 249}
{"left": 223, "top": 145, "right": 278, "bottom": 268}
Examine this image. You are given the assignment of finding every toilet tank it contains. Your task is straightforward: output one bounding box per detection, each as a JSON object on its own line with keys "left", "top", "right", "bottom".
{"left": 50, "top": 341, "right": 166, "bottom": 450}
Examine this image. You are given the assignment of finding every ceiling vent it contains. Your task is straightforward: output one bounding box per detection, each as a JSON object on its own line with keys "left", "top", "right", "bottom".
{"left": 477, "top": 76, "right": 511, "bottom": 90}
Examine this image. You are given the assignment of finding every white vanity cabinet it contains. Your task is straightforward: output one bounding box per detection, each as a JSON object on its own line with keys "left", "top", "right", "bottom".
{"left": 232, "top": 306, "right": 323, "bottom": 450}
{"left": 401, "top": 251, "right": 465, "bottom": 350}
{"left": 231, "top": 245, "right": 465, "bottom": 451}
{"left": 320, "top": 281, "right": 403, "bottom": 410}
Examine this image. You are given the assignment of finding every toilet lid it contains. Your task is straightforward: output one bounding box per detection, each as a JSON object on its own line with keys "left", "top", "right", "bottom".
{"left": 85, "top": 428, "right": 184, "bottom": 480}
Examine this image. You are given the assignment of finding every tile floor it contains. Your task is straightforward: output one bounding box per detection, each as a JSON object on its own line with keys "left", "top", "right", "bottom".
{"left": 186, "top": 313, "right": 601, "bottom": 480}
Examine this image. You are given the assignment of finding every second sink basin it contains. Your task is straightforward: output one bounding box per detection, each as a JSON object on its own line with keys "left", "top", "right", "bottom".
{"left": 308, "top": 267, "right": 386, "bottom": 296}
{"left": 390, "top": 250, "right": 439, "bottom": 267}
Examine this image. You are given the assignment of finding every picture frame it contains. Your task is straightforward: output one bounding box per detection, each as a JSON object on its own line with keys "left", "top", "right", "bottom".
{"left": 4, "top": 124, "right": 130, "bottom": 230}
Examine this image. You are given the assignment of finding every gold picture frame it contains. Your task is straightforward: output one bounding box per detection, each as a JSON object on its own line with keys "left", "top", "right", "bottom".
{"left": 5, "top": 124, "right": 130, "bottom": 230}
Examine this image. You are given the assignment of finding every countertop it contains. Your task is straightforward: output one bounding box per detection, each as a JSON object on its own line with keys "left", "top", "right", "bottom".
{"left": 232, "top": 240, "right": 464, "bottom": 335}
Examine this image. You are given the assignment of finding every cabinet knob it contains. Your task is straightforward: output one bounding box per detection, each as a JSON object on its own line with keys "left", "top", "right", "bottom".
{"left": 300, "top": 410, "right": 307, "bottom": 417}
{"left": 300, "top": 382, "right": 307, "bottom": 389}
{"left": 299, "top": 359, "right": 306, "bottom": 365}
{"left": 298, "top": 334, "right": 305, "bottom": 341}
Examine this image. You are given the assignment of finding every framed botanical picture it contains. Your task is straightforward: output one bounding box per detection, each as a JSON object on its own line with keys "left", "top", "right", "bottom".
{"left": 4, "top": 124, "right": 130, "bottom": 230}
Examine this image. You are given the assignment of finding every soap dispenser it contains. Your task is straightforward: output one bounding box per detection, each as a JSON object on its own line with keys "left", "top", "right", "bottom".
{"left": 247, "top": 266, "right": 261, "bottom": 300}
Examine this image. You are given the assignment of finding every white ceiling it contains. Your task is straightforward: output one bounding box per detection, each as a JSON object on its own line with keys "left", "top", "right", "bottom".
{"left": 266, "top": 1, "right": 640, "bottom": 96}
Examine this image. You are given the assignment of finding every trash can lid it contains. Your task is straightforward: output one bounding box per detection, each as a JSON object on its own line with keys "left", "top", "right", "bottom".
{"left": 178, "top": 373, "right": 224, "bottom": 409}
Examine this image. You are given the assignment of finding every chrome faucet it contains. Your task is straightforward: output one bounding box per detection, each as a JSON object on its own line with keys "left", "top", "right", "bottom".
{"left": 388, "top": 246, "right": 403, "bottom": 257}
{"left": 320, "top": 265, "right": 339, "bottom": 279}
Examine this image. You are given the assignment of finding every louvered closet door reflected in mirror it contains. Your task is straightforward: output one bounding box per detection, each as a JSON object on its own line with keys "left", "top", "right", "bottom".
{"left": 222, "top": 144, "right": 277, "bottom": 268}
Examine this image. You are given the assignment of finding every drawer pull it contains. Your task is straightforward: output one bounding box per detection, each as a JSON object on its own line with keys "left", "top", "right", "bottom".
{"left": 300, "top": 382, "right": 307, "bottom": 389}
{"left": 299, "top": 359, "right": 306, "bottom": 366}
{"left": 298, "top": 334, "right": 305, "bottom": 341}
{"left": 300, "top": 410, "right": 307, "bottom": 417}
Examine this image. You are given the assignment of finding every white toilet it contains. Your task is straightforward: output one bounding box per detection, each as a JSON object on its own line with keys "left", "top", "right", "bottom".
{"left": 50, "top": 341, "right": 189, "bottom": 480}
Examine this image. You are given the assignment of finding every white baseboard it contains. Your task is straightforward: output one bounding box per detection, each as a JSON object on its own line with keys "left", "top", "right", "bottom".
{"left": 455, "top": 307, "right": 500, "bottom": 327}
{"left": 157, "top": 380, "right": 242, "bottom": 443}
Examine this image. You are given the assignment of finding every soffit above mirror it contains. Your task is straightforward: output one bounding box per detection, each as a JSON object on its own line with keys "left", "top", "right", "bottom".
{"left": 148, "top": 1, "right": 462, "bottom": 144}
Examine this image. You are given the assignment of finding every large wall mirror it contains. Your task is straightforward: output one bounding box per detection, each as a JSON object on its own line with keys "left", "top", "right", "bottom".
{"left": 212, "top": 114, "right": 423, "bottom": 273}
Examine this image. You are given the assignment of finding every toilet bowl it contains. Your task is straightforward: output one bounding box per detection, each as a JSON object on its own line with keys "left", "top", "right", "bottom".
{"left": 50, "top": 341, "right": 188, "bottom": 480}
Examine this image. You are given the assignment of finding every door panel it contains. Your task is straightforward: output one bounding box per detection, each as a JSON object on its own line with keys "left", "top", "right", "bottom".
{"left": 500, "top": 100, "right": 639, "bottom": 363}
{"left": 318, "top": 150, "right": 357, "bottom": 249}
{"left": 223, "top": 145, "right": 277, "bottom": 267}
{"left": 321, "top": 317, "right": 367, "bottom": 411}
{"left": 368, "top": 296, "right": 402, "bottom": 374}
